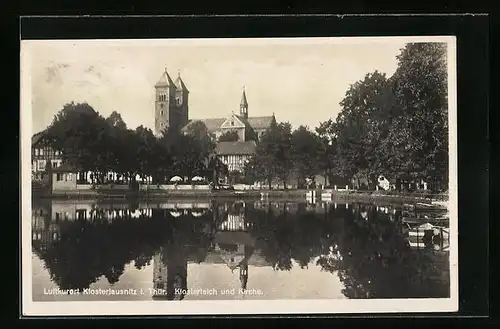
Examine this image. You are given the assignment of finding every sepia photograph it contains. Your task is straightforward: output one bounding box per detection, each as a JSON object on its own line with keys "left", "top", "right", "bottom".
{"left": 21, "top": 36, "right": 458, "bottom": 316}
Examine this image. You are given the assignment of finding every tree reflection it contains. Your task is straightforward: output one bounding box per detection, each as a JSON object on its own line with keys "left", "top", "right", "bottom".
{"left": 34, "top": 210, "right": 174, "bottom": 290}
{"left": 32, "top": 201, "right": 449, "bottom": 299}
{"left": 316, "top": 203, "right": 450, "bottom": 299}
{"left": 250, "top": 202, "right": 333, "bottom": 271}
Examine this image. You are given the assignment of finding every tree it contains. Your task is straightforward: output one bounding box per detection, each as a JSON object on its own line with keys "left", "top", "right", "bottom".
{"left": 45, "top": 102, "right": 113, "bottom": 179}
{"left": 334, "top": 71, "right": 390, "bottom": 189}
{"left": 315, "top": 119, "right": 340, "bottom": 186}
{"left": 105, "top": 111, "right": 127, "bottom": 130}
{"left": 134, "top": 126, "right": 158, "bottom": 179}
{"left": 218, "top": 130, "right": 239, "bottom": 142}
{"left": 290, "top": 126, "right": 322, "bottom": 188}
{"left": 388, "top": 42, "right": 448, "bottom": 191}
{"left": 275, "top": 122, "right": 293, "bottom": 189}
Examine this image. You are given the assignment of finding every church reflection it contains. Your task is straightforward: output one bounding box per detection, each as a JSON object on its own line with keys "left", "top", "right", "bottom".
{"left": 151, "top": 201, "right": 258, "bottom": 299}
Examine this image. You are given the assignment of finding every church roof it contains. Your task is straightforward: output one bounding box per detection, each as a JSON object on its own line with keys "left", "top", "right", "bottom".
{"left": 215, "top": 231, "right": 256, "bottom": 247}
{"left": 155, "top": 69, "right": 175, "bottom": 88}
{"left": 182, "top": 115, "right": 274, "bottom": 134}
{"left": 202, "top": 252, "right": 270, "bottom": 267}
{"left": 174, "top": 74, "right": 189, "bottom": 93}
{"left": 216, "top": 141, "right": 256, "bottom": 155}
{"left": 246, "top": 116, "right": 274, "bottom": 130}
{"left": 182, "top": 118, "right": 226, "bottom": 133}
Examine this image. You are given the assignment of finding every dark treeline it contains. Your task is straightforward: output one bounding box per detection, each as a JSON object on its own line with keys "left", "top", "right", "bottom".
{"left": 33, "top": 202, "right": 448, "bottom": 298}
{"left": 43, "top": 43, "right": 447, "bottom": 191}
{"left": 44, "top": 105, "right": 228, "bottom": 184}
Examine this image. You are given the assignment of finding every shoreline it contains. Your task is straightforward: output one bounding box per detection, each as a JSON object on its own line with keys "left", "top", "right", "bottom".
{"left": 32, "top": 189, "right": 448, "bottom": 206}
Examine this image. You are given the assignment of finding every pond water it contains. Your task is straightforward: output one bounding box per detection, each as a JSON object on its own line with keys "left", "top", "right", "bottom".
{"left": 30, "top": 199, "right": 450, "bottom": 301}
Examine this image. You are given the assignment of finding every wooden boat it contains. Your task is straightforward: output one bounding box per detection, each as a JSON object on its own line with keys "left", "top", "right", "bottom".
{"left": 402, "top": 216, "right": 449, "bottom": 226}
{"left": 404, "top": 202, "right": 448, "bottom": 213}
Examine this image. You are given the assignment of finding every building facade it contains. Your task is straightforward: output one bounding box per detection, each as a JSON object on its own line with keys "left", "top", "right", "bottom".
{"left": 215, "top": 141, "right": 256, "bottom": 172}
{"left": 32, "top": 130, "right": 63, "bottom": 181}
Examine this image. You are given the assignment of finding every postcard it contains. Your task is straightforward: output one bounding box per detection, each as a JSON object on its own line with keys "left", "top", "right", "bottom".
{"left": 21, "top": 36, "right": 458, "bottom": 316}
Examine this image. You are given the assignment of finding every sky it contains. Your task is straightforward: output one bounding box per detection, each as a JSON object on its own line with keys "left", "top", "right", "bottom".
{"left": 23, "top": 37, "right": 410, "bottom": 134}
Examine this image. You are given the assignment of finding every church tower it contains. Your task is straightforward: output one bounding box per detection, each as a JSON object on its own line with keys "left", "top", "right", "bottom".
{"left": 174, "top": 70, "right": 189, "bottom": 129}
{"left": 239, "top": 86, "right": 248, "bottom": 119}
{"left": 154, "top": 67, "right": 177, "bottom": 137}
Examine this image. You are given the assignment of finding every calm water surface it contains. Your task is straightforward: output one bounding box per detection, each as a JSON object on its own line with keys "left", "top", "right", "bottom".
{"left": 31, "top": 199, "right": 450, "bottom": 301}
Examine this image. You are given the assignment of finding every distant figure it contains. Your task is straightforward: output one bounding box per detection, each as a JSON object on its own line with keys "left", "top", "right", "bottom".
{"left": 377, "top": 175, "right": 391, "bottom": 191}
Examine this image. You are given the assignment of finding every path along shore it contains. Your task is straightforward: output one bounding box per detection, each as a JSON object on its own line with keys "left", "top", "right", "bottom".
{"left": 32, "top": 188, "right": 448, "bottom": 207}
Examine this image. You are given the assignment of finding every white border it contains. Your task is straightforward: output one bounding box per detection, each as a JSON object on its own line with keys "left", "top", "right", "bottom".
{"left": 21, "top": 36, "right": 458, "bottom": 316}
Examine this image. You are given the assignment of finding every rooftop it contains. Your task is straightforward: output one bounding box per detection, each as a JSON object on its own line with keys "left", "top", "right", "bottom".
{"left": 182, "top": 115, "right": 274, "bottom": 133}
{"left": 32, "top": 129, "right": 47, "bottom": 146}
{"left": 216, "top": 141, "right": 257, "bottom": 156}
{"left": 51, "top": 163, "right": 74, "bottom": 172}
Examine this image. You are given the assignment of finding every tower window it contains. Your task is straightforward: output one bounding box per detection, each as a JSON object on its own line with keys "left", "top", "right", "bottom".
{"left": 160, "top": 103, "right": 164, "bottom": 109}
{"left": 160, "top": 110, "right": 164, "bottom": 116}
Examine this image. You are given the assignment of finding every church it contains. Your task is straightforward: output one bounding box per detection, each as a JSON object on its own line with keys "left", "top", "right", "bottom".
{"left": 154, "top": 68, "right": 275, "bottom": 172}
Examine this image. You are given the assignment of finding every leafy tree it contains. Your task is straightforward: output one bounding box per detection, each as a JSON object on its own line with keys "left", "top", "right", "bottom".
{"left": 290, "top": 126, "right": 322, "bottom": 188}
{"left": 105, "top": 111, "right": 127, "bottom": 130}
{"left": 315, "top": 120, "right": 341, "bottom": 186}
{"left": 388, "top": 42, "right": 448, "bottom": 191}
{"left": 218, "top": 130, "right": 239, "bottom": 142}
{"left": 334, "top": 71, "right": 390, "bottom": 189}
{"left": 274, "top": 122, "right": 293, "bottom": 188}
{"left": 46, "top": 102, "right": 112, "bottom": 180}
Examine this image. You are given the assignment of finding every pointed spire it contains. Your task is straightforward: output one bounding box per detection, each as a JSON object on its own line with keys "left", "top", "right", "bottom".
{"left": 155, "top": 66, "right": 175, "bottom": 88}
{"left": 174, "top": 69, "right": 189, "bottom": 92}
{"left": 240, "top": 86, "right": 248, "bottom": 107}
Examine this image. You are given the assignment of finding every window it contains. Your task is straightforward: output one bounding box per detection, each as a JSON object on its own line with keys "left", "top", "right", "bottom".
{"left": 40, "top": 149, "right": 44, "bottom": 156}
{"left": 34, "top": 149, "right": 39, "bottom": 156}
{"left": 67, "top": 173, "right": 72, "bottom": 181}
{"left": 55, "top": 150, "right": 59, "bottom": 156}
{"left": 52, "top": 161, "right": 58, "bottom": 168}
{"left": 230, "top": 120, "right": 234, "bottom": 126}
{"left": 56, "top": 173, "right": 62, "bottom": 181}
{"left": 38, "top": 160, "right": 46, "bottom": 171}
{"left": 160, "top": 103, "right": 164, "bottom": 109}
{"left": 160, "top": 110, "right": 164, "bottom": 116}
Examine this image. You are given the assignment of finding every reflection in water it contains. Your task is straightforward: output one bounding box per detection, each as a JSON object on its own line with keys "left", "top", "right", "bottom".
{"left": 31, "top": 199, "right": 450, "bottom": 301}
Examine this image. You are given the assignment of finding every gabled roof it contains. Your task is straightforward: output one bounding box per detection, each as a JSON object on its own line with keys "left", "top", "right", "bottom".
{"left": 220, "top": 113, "right": 246, "bottom": 129}
{"left": 155, "top": 69, "right": 175, "bottom": 88}
{"left": 246, "top": 116, "right": 274, "bottom": 130}
{"left": 216, "top": 141, "right": 256, "bottom": 155}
